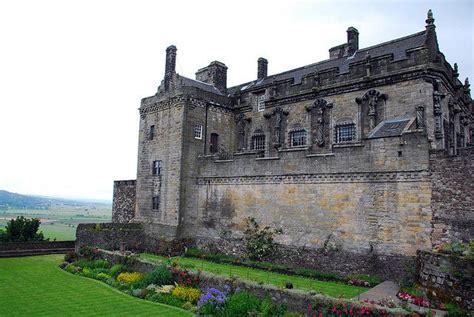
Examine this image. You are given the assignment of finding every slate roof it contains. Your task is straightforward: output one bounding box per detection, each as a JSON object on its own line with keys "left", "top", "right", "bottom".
{"left": 367, "top": 118, "right": 412, "bottom": 139}
{"left": 227, "top": 30, "right": 427, "bottom": 95}
{"left": 177, "top": 74, "right": 224, "bottom": 95}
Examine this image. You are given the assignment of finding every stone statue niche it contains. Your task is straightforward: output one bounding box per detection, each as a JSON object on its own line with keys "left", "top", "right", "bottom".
{"left": 306, "top": 98, "right": 333, "bottom": 153}
{"left": 234, "top": 113, "right": 246, "bottom": 152}
{"left": 356, "top": 89, "right": 387, "bottom": 138}
{"left": 264, "top": 107, "right": 289, "bottom": 156}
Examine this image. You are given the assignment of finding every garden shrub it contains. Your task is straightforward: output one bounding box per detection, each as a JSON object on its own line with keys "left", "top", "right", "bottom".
{"left": 294, "top": 268, "right": 346, "bottom": 283}
{"left": 93, "top": 259, "right": 109, "bottom": 269}
{"left": 96, "top": 272, "right": 111, "bottom": 280}
{"left": 244, "top": 217, "right": 283, "bottom": 261}
{"left": 146, "top": 293, "right": 186, "bottom": 308}
{"left": 223, "top": 291, "right": 261, "bottom": 317}
{"left": 171, "top": 267, "right": 200, "bottom": 288}
{"left": 171, "top": 286, "right": 201, "bottom": 304}
{"left": 78, "top": 245, "right": 99, "bottom": 260}
{"left": 260, "top": 296, "right": 287, "bottom": 317}
{"left": 1, "top": 216, "right": 45, "bottom": 242}
{"left": 134, "top": 264, "right": 174, "bottom": 288}
{"left": 109, "top": 264, "right": 127, "bottom": 277}
{"left": 73, "top": 259, "right": 96, "bottom": 269}
{"left": 348, "top": 274, "right": 382, "bottom": 286}
{"left": 64, "top": 251, "right": 78, "bottom": 263}
{"left": 198, "top": 287, "right": 227, "bottom": 315}
{"left": 445, "top": 303, "right": 470, "bottom": 317}
{"left": 117, "top": 272, "right": 143, "bottom": 284}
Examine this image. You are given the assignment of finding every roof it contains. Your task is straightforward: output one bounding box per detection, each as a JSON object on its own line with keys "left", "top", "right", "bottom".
{"left": 228, "top": 30, "right": 427, "bottom": 95}
{"left": 177, "top": 74, "right": 224, "bottom": 95}
{"left": 367, "top": 118, "right": 412, "bottom": 139}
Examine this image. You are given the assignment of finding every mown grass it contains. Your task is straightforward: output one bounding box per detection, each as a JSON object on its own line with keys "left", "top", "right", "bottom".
{"left": 0, "top": 254, "right": 193, "bottom": 317}
{"left": 141, "top": 253, "right": 367, "bottom": 299}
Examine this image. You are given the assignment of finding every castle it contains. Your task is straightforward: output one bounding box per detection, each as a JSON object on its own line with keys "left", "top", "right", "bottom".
{"left": 91, "top": 11, "right": 472, "bottom": 277}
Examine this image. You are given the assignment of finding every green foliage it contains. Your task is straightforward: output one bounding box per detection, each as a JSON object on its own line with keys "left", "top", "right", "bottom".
{"left": 347, "top": 274, "right": 383, "bottom": 286}
{"left": 64, "top": 251, "right": 78, "bottom": 263}
{"left": 110, "top": 264, "right": 127, "bottom": 277}
{"left": 445, "top": 303, "right": 470, "bottom": 317}
{"left": 222, "top": 291, "right": 261, "bottom": 316}
{"left": 244, "top": 217, "right": 283, "bottom": 261}
{"left": 93, "top": 259, "right": 110, "bottom": 269}
{"left": 260, "top": 296, "right": 287, "bottom": 317}
{"left": 146, "top": 292, "right": 186, "bottom": 308}
{"left": 133, "top": 264, "right": 174, "bottom": 288}
{"left": 96, "top": 272, "right": 112, "bottom": 281}
{"left": 185, "top": 247, "right": 238, "bottom": 264}
{"left": 295, "top": 268, "right": 346, "bottom": 283}
{"left": 1, "top": 216, "right": 45, "bottom": 242}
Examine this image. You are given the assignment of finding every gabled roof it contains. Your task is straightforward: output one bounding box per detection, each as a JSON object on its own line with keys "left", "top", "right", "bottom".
{"left": 228, "top": 30, "right": 427, "bottom": 95}
{"left": 177, "top": 74, "right": 224, "bottom": 96}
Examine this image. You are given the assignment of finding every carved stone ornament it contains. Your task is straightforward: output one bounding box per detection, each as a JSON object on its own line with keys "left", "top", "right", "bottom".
{"left": 306, "top": 99, "right": 333, "bottom": 147}
{"left": 356, "top": 90, "right": 387, "bottom": 131}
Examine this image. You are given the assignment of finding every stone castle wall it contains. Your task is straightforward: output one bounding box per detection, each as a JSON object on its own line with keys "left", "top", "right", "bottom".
{"left": 430, "top": 147, "right": 474, "bottom": 246}
{"left": 112, "top": 180, "right": 136, "bottom": 223}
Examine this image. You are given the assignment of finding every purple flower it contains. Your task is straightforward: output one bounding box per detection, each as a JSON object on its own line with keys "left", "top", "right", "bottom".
{"left": 197, "top": 287, "right": 227, "bottom": 307}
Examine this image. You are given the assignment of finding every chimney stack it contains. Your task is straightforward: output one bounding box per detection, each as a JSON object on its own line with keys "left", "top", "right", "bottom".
{"left": 347, "top": 27, "right": 359, "bottom": 56}
{"left": 164, "top": 45, "right": 177, "bottom": 91}
{"left": 195, "top": 61, "right": 228, "bottom": 94}
{"left": 257, "top": 58, "right": 268, "bottom": 80}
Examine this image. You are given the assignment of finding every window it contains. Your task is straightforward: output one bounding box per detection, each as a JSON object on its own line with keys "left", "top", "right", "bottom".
{"left": 152, "top": 160, "right": 162, "bottom": 175}
{"left": 290, "top": 130, "right": 307, "bottom": 147}
{"left": 148, "top": 125, "right": 155, "bottom": 140}
{"left": 257, "top": 94, "right": 265, "bottom": 112}
{"left": 152, "top": 196, "right": 160, "bottom": 211}
{"left": 252, "top": 135, "right": 265, "bottom": 150}
{"left": 210, "top": 133, "right": 219, "bottom": 154}
{"left": 194, "top": 124, "right": 203, "bottom": 139}
{"left": 335, "top": 123, "right": 356, "bottom": 143}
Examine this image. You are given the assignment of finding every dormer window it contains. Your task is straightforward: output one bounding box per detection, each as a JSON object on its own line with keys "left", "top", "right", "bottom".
{"left": 257, "top": 94, "right": 265, "bottom": 112}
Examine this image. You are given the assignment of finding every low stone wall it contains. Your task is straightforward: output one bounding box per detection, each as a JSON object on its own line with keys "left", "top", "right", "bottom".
{"left": 76, "top": 223, "right": 146, "bottom": 251}
{"left": 417, "top": 250, "right": 473, "bottom": 311}
{"left": 194, "top": 237, "right": 414, "bottom": 281}
{"left": 75, "top": 223, "right": 189, "bottom": 256}
{"left": 0, "top": 240, "right": 75, "bottom": 257}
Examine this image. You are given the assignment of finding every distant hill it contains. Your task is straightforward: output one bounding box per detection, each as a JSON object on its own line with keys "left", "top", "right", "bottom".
{"left": 0, "top": 190, "right": 110, "bottom": 210}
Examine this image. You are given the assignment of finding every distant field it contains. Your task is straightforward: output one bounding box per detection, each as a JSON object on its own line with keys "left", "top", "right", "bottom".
{"left": 0, "top": 204, "right": 111, "bottom": 241}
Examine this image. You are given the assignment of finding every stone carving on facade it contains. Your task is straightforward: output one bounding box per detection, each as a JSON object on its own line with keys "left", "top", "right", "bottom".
{"left": 356, "top": 89, "right": 387, "bottom": 134}
{"left": 264, "top": 107, "right": 289, "bottom": 149}
{"left": 306, "top": 99, "right": 333, "bottom": 147}
{"left": 234, "top": 113, "right": 246, "bottom": 151}
{"left": 433, "top": 92, "right": 446, "bottom": 138}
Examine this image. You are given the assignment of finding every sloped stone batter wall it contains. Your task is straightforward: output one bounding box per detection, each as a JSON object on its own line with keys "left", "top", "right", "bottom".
{"left": 430, "top": 147, "right": 474, "bottom": 246}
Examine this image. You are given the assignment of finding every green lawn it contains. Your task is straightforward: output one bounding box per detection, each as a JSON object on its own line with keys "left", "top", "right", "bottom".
{"left": 0, "top": 255, "right": 193, "bottom": 317}
{"left": 141, "top": 254, "right": 367, "bottom": 299}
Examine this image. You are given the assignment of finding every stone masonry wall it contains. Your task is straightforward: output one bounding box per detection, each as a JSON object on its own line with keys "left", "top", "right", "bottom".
{"left": 417, "top": 250, "right": 473, "bottom": 310}
{"left": 430, "top": 147, "right": 474, "bottom": 246}
{"left": 112, "top": 180, "right": 136, "bottom": 223}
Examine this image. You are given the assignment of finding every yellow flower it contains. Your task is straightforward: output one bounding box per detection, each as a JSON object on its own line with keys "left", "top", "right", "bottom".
{"left": 117, "top": 272, "right": 143, "bottom": 284}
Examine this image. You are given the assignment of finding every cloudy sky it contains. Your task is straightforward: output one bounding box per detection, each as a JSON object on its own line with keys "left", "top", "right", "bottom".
{"left": 0, "top": 0, "right": 472, "bottom": 201}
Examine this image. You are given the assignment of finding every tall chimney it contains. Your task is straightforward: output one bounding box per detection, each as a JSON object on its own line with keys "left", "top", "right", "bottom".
{"left": 164, "top": 45, "right": 177, "bottom": 91}
{"left": 346, "top": 27, "right": 359, "bottom": 56}
{"left": 257, "top": 58, "right": 268, "bottom": 80}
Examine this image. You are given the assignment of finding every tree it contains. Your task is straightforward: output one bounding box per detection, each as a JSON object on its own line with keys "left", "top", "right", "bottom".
{"left": 244, "top": 217, "right": 282, "bottom": 261}
{"left": 1, "top": 216, "right": 45, "bottom": 242}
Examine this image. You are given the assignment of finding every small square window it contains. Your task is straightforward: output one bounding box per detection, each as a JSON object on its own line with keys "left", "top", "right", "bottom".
{"left": 148, "top": 125, "right": 155, "bottom": 140}
{"left": 257, "top": 94, "right": 265, "bottom": 112}
{"left": 335, "top": 124, "right": 356, "bottom": 143}
{"left": 252, "top": 135, "right": 265, "bottom": 150}
{"left": 152, "top": 160, "right": 162, "bottom": 175}
{"left": 152, "top": 196, "right": 160, "bottom": 211}
{"left": 194, "top": 124, "right": 203, "bottom": 139}
{"left": 290, "top": 130, "right": 307, "bottom": 147}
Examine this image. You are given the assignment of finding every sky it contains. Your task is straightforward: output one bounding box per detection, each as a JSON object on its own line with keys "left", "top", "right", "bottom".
{"left": 0, "top": 0, "right": 472, "bottom": 201}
